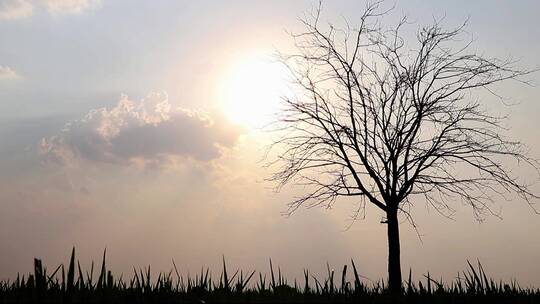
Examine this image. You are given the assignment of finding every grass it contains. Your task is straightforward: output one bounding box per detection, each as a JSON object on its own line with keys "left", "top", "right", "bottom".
{"left": 0, "top": 248, "right": 538, "bottom": 303}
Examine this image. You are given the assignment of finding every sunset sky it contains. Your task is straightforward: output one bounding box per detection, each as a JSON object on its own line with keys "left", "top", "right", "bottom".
{"left": 1, "top": 0, "right": 539, "bottom": 286}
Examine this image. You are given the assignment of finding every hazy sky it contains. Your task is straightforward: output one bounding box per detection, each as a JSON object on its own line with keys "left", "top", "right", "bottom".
{"left": 1, "top": 0, "right": 539, "bottom": 286}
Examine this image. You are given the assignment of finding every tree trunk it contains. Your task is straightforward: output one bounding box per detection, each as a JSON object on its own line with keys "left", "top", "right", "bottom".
{"left": 386, "top": 208, "right": 402, "bottom": 294}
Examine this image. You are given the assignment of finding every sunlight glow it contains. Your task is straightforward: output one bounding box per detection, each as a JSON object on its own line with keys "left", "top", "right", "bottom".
{"left": 218, "top": 54, "right": 290, "bottom": 128}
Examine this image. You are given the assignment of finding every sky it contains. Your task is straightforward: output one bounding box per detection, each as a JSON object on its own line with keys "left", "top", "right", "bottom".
{"left": 1, "top": 0, "right": 540, "bottom": 286}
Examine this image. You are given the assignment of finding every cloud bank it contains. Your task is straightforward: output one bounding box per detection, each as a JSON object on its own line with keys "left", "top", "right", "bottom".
{"left": 41, "top": 92, "right": 243, "bottom": 167}
{"left": 0, "top": 66, "right": 19, "bottom": 79}
{"left": 0, "top": 0, "right": 99, "bottom": 19}
{"left": 45, "top": 0, "right": 100, "bottom": 15}
{"left": 0, "top": 0, "right": 32, "bottom": 20}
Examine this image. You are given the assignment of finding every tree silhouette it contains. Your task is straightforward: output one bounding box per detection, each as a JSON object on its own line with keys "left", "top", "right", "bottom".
{"left": 269, "top": 1, "right": 539, "bottom": 294}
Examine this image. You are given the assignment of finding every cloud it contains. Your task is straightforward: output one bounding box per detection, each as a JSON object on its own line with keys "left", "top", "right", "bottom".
{"left": 0, "top": 0, "right": 100, "bottom": 20}
{"left": 0, "top": 0, "right": 33, "bottom": 20}
{"left": 45, "top": 0, "right": 101, "bottom": 15}
{"left": 41, "top": 92, "right": 243, "bottom": 168}
{"left": 0, "top": 66, "right": 19, "bottom": 80}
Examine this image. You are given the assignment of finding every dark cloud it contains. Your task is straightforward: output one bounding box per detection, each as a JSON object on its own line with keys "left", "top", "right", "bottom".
{"left": 41, "top": 92, "right": 243, "bottom": 167}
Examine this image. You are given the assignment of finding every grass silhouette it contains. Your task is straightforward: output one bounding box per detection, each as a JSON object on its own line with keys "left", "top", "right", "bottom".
{"left": 0, "top": 247, "right": 538, "bottom": 303}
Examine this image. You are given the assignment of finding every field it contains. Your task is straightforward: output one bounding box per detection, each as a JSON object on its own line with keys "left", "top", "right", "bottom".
{"left": 0, "top": 248, "right": 538, "bottom": 303}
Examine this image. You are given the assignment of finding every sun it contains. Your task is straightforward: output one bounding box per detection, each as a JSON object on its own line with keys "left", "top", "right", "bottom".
{"left": 218, "top": 54, "right": 289, "bottom": 128}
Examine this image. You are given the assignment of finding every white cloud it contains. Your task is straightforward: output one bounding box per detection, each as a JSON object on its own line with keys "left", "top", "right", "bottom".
{"left": 0, "top": 66, "right": 20, "bottom": 80}
{"left": 0, "top": 0, "right": 33, "bottom": 20}
{"left": 44, "top": 0, "right": 101, "bottom": 15}
{"left": 41, "top": 92, "right": 243, "bottom": 168}
{"left": 0, "top": 0, "right": 101, "bottom": 20}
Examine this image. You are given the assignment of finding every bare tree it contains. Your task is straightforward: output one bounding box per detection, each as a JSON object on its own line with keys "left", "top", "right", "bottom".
{"left": 268, "top": 1, "right": 539, "bottom": 293}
